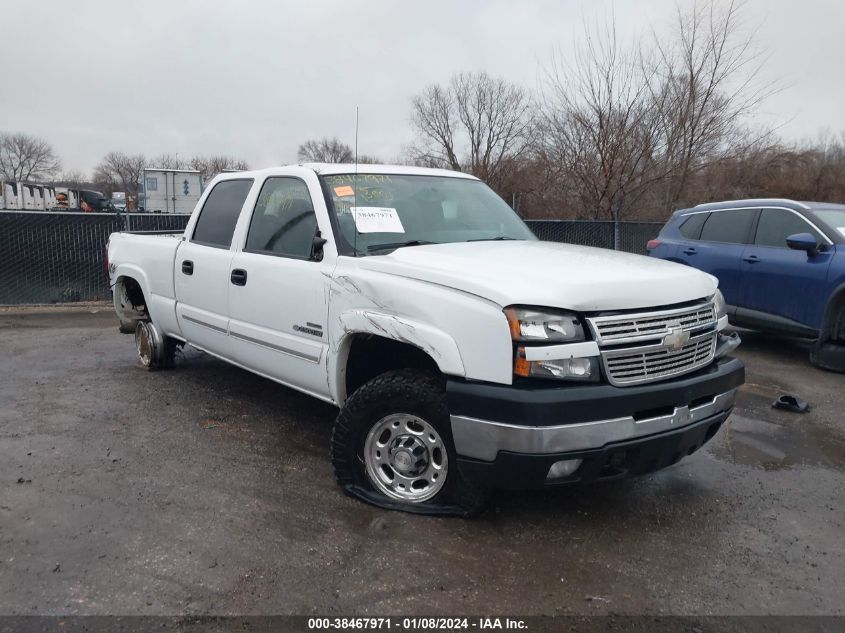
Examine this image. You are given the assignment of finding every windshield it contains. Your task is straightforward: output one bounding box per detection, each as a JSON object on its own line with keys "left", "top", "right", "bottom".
{"left": 320, "top": 173, "right": 535, "bottom": 254}
{"left": 812, "top": 209, "right": 845, "bottom": 239}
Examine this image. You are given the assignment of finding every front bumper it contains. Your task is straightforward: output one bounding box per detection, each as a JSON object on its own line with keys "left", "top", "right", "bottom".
{"left": 447, "top": 356, "right": 744, "bottom": 489}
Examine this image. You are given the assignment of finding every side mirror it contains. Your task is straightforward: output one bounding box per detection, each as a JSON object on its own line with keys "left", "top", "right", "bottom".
{"left": 786, "top": 232, "right": 819, "bottom": 256}
{"left": 311, "top": 231, "right": 328, "bottom": 262}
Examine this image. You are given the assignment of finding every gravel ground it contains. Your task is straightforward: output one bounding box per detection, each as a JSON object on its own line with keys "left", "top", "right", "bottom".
{"left": 0, "top": 309, "right": 842, "bottom": 616}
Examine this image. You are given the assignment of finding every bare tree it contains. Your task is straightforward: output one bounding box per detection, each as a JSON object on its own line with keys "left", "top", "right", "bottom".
{"left": 93, "top": 152, "right": 146, "bottom": 200}
{"left": 409, "top": 84, "right": 460, "bottom": 170}
{"left": 540, "top": 14, "right": 662, "bottom": 220}
{"left": 409, "top": 72, "right": 535, "bottom": 190}
{"left": 150, "top": 153, "right": 188, "bottom": 170}
{"left": 51, "top": 169, "right": 89, "bottom": 189}
{"left": 147, "top": 154, "right": 248, "bottom": 181}
{"left": 650, "top": 0, "right": 774, "bottom": 209}
{"left": 296, "top": 138, "right": 381, "bottom": 164}
{"left": 55, "top": 169, "right": 87, "bottom": 188}
{"left": 297, "top": 137, "right": 354, "bottom": 163}
{"left": 0, "top": 132, "right": 61, "bottom": 182}
{"left": 189, "top": 155, "right": 249, "bottom": 182}
{"left": 533, "top": 1, "right": 772, "bottom": 220}
{"left": 355, "top": 153, "right": 382, "bottom": 165}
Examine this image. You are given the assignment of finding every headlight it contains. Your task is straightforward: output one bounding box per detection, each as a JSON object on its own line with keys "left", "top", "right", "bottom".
{"left": 504, "top": 306, "right": 586, "bottom": 343}
{"left": 514, "top": 349, "right": 599, "bottom": 381}
{"left": 711, "top": 289, "right": 727, "bottom": 319}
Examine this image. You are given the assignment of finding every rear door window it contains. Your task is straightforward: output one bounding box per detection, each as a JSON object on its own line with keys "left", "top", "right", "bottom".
{"left": 678, "top": 212, "right": 708, "bottom": 239}
{"left": 192, "top": 179, "right": 254, "bottom": 248}
{"left": 754, "top": 208, "right": 823, "bottom": 248}
{"left": 699, "top": 208, "right": 757, "bottom": 244}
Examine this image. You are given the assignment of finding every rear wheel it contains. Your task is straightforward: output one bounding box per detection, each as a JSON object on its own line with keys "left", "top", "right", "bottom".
{"left": 134, "top": 320, "right": 178, "bottom": 370}
{"left": 331, "top": 369, "right": 488, "bottom": 516}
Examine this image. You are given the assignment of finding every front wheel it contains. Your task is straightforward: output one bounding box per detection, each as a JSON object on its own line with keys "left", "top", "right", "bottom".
{"left": 810, "top": 303, "right": 845, "bottom": 372}
{"left": 331, "top": 369, "right": 488, "bottom": 516}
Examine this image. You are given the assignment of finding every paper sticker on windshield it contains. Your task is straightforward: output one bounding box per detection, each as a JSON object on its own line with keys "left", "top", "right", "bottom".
{"left": 351, "top": 207, "right": 405, "bottom": 233}
{"left": 334, "top": 185, "right": 355, "bottom": 197}
{"left": 838, "top": 227, "right": 845, "bottom": 238}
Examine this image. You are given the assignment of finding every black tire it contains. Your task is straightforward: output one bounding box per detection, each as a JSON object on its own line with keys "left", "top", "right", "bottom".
{"left": 158, "top": 337, "right": 178, "bottom": 370}
{"left": 810, "top": 341, "right": 845, "bottom": 372}
{"left": 810, "top": 303, "right": 845, "bottom": 372}
{"left": 118, "top": 322, "right": 136, "bottom": 335}
{"left": 331, "top": 369, "right": 489, "bottom": 517}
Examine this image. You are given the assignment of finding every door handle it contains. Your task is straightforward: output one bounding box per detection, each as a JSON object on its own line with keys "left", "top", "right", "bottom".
{"left": 743, "top": 255, "right": 761, "bottom": 264}
{"left": 181, "top": 260, "right": 193, "bottom": 275}
{"left": 682, "top": 248, "right": 697, "bottom": 256}
{"left": 230, "top": 269, "right": 248, "bottom": 286}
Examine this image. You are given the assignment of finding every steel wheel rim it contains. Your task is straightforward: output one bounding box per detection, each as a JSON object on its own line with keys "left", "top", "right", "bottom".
{"left": 135, "top": 323, "right": 152, "bottom": 367}
{"left": 363, "top": 413, "right": 448, "bottom": 503}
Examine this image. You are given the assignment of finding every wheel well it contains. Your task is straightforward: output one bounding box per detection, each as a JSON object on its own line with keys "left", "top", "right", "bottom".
{"left": 821, "top": 285, "right": 845, "bottom": 342}
{"left": 345, "top": 335, "right": 440, "bottom": 398}
{"left": 114, "top": 276, "right": 149, "bottom": 330}
{"left": 121, "top": 277, "right": 147, "bottom": 310}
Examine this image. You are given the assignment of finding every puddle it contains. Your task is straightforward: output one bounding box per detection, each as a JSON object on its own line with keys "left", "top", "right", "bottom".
{"left": 712, "top": 413, "right": 845, "bottom": 472}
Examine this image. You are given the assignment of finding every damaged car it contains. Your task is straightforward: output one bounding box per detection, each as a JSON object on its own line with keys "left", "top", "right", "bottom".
{"left": 107, "top": 164, "right": 744, "bottom": 515}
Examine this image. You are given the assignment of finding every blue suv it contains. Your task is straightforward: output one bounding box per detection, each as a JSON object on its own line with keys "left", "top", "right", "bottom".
{"left": 648, "top": 199, "right": 845, "bottom": 371}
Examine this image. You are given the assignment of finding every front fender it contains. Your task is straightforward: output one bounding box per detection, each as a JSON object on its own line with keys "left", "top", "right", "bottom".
{"left": 328, "top": 309, "right": 466, "bottom": 405}
{"left": 336, "top": 309, "right": 465, "bottom": 376}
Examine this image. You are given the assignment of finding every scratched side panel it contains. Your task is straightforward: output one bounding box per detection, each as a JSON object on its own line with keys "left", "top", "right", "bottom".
{"left": 326, "top": 259, "right": 513, "bottom": 403}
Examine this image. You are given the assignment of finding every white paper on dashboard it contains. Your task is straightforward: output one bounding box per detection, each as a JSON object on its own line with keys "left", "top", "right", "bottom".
{"left": 351, "top": 207, "right": 405, "bottom": 233}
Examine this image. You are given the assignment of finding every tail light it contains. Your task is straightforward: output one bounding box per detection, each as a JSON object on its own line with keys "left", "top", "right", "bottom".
{"left": 646, "top": 239, "right": 661, "bottom": 251}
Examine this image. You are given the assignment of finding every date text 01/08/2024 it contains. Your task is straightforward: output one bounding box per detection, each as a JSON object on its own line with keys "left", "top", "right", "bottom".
{"left": 307, "top": 617, "right": 528, "bottom": 630}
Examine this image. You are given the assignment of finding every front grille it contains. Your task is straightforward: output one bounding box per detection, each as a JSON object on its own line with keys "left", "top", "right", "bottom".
{"left": 589, "top": 303, "right": 716, "bottom": 345}
{"left": 602, "top": 332, "right": 717, "bottom": 386}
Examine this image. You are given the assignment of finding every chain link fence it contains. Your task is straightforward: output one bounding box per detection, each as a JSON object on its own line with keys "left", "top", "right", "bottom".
{"left": 524, "top": 220, "right": 662, "bottom": 254}
{"left": 0, "top": 212, "right": 661, "bottom": 305}
{"left": 122, "top": 213, "right": 193, "bottom": 233}
{"left": 0, "top": 212, "right": 191, "bottom": 305}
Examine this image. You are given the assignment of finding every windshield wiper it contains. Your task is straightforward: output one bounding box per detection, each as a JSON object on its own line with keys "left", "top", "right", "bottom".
{"left": 467, "top": 236, "right": 518, "bottom": 242}
{"left": 366, "top": 240, "right": 437, "bottom": 253}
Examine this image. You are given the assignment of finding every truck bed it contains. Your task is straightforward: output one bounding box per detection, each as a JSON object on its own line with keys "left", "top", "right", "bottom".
{"left": 107, "top": 231, "right": 184, "bottom": 304}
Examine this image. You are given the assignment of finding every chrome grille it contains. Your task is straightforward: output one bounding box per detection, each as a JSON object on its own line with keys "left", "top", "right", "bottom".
{"left": 602, "top": 332, "right": 717, "bottom": 386}
{"left": 588, "top": 303, "right": 716, "bottom": 345}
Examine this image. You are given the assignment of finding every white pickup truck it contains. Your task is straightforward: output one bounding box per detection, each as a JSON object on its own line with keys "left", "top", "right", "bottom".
{"left": 107, "top": 164, "right": 744, "bottom": 515}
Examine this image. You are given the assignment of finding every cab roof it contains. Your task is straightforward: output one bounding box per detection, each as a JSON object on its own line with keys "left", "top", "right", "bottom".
{"left": 301, "top": 163, "right": 478, "bottom": 179}
{"left": 216, "top": 163, "right": 479, "bottom": 181}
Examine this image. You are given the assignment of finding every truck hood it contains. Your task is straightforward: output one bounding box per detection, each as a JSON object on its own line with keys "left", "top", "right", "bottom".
{"left": 357, "top": 240, "right": 717, "bottom": 311}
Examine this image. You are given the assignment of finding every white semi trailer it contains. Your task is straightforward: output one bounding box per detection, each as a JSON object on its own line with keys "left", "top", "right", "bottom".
{"left": 0, "top": 183, "right": 110, "bottom": 211}
{"left": 43, "top": 185, "right": 57, "bottom": 209}
{"left": 21, "top": 184, "right": 40, "bottom": 209}
{"left": 142, "top": 168, "right": 203, "bottom": 213}
{"left": 0, "top": 182, "right": 22, "bottom": 209}
{"left": 55, "top": 187, "right": 78, "bottom": 209}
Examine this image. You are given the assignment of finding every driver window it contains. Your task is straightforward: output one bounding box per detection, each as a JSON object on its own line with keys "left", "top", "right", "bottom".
{"left": 754, "top": 208, "right": 822, "bottom": 248}
{"left": 245, "top": 177, "right": 317, "bottom": 259}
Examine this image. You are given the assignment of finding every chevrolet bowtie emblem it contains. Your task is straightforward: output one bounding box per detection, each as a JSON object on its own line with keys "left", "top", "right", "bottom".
{"left": 663, "top": 324, "right": 690, "bottom": 350}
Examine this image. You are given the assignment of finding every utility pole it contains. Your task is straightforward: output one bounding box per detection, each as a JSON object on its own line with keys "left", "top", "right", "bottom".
{"left": 612, "top": 194, "right": 624, "bottom": 251}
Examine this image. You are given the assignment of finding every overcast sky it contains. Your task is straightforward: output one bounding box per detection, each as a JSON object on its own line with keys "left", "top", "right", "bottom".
{"left": 2, "top": 0, "right": 843, "bottom": 175}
